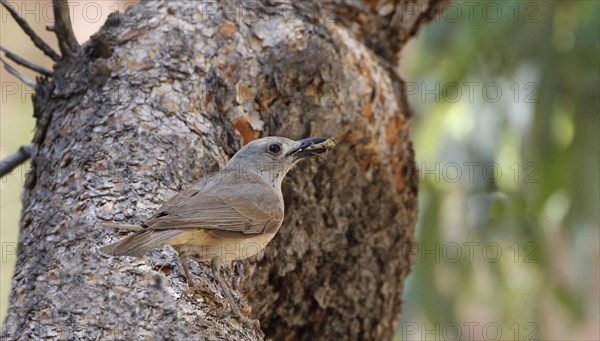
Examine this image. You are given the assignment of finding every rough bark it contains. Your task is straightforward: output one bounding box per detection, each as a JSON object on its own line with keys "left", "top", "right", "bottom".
{"left": 1, "top": 0, "right": 448, "bottom": 339}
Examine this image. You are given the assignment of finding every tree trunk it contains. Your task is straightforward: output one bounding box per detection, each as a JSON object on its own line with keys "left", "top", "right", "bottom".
{"left": 1, "top": 0, "right": 448, "bottom": 339}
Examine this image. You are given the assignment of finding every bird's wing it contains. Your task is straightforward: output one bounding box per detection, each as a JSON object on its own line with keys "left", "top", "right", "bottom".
{"left": 142, "top": 187, "right": 283, "bottom": 235}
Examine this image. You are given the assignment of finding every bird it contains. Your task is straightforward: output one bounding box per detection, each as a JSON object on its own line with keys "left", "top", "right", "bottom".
{"left": 100, "top": 136, "right": 336, "bottom": 323}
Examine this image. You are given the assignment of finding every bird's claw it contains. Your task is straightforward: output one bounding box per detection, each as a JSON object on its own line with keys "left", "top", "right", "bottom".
{"left": 183, "top": 284, "right": 221, "bottom": 306}
{"left": 218, "top": 309, "right": 260, "bottom": 330}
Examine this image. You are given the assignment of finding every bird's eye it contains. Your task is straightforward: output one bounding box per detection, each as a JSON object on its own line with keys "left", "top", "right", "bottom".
{"left": 268, "top": 144, "right": 281, "bottom": 154}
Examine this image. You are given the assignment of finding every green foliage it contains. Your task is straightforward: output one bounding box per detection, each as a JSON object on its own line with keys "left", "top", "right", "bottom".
{"left": 397, "top": 1, "right": 599, "bottom": 339}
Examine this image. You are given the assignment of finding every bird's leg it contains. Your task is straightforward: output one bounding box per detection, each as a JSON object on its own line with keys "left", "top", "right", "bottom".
{"left": 210, "top": 258, "right": 242, "bottom": 314}
{"left": 180, "top": 254, "right": 202, "bottom": 297}
{"left": 210, "top": 257, "right": 258, "bottom": 326}
{"left": 180, "top": 254, "right": 197, "bottom": 288}
{"left": 178, "top": 254, "right": 221, "bottom": 306}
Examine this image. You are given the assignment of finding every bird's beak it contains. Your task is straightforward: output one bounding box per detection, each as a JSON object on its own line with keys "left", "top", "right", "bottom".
{"left": 287, "top": 137, "right": 336, "bottom": 159}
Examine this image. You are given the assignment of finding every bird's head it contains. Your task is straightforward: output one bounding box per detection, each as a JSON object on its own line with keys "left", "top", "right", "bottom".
{"left": 225, "top": 136, "right": 336, "bottom": 187}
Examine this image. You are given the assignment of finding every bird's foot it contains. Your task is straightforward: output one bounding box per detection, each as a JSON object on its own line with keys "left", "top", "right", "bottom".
{"left": 229, "top": 301, "right": 260, "bottom": 329}
{"left": 218, "top": 308, "right": 260, "bottom": 330}
{"left": 183, "top": 283, "right": 220, "bottom": 306}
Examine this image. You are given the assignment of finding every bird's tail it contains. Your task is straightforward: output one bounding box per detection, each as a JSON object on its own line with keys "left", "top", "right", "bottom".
{"left": 100, "top": 229, "right": 183, "bottom": 257}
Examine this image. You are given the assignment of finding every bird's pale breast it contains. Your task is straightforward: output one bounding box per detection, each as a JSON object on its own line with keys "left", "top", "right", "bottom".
{"left": 168, "top": 229, "right": 277, "bottom": 263}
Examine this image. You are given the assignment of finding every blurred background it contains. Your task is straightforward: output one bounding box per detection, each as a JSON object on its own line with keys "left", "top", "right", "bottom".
{"left": 398, "top": 1, "right": 599, "bottom": 340}
{"left": 1, "top": 1, "right": 598, "bottom": 339}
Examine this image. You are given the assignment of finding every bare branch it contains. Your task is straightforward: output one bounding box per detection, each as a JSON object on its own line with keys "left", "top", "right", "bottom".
{"left": 0, "top": 144, "right": 34, "bottom": 178}
{"left": 0, "top": 56, "right": 36, "bottom": 88}
{"left": 0, "top": 46, "right": 53, "bottom": 76}
{"left": 52, "top": 0, "right": 80, "bottom": 57}
{"left": 0, "top": 0, "right": 61, "bottom": 61}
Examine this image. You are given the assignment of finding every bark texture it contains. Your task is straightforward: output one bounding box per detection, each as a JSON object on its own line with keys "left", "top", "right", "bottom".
{"left": 2, "top": 0, "right": 448, "bottom": 339}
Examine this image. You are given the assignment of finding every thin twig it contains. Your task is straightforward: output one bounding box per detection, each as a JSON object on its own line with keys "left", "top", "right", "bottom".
{"left": 0, "top": 0, "right": 61, "bottom": 61}
{"left": 52, "top": 0, "right": 80, "bottom": 57}
{"left": 0, "top": 56, "right": 36, "bottom": 89}
{"left": 0, "top": 144, "right": 34, "bottom": 178}
{"left": 0, "top": 46, "right": 53, "bottom": 76}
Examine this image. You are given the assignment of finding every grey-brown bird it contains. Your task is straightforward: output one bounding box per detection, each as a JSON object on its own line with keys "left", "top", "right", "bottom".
{"left": 101, "top": 136, "right": 335, "bottom": 322}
